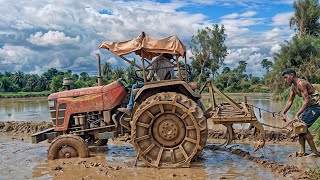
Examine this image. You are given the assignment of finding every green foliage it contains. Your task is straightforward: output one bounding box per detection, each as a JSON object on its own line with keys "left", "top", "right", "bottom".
{"left": 190, "top": 24, "right": 227, "bottom": 84}
{"left": 290, "top": 0, "right": 320, "bottom": 37}
{"left": 267, "top": 35, "right": 320, "bottom": 92}
{"left": 0, "top": 91, "right": 51, "bottom": 98}
{"left": 261, "top": 59, "right": 273, "bottom": 73}
{"left": 267, "top": 0, "right": 320, "bottom": 92}
{"left": 212, "top": 61, "right": 269, "bottom": 93}
{"left": 50, "top": 75, "right": 64, "bottom": 92}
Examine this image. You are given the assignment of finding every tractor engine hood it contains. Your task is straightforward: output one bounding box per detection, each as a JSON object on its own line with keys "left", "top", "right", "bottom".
{"left": 48, "top": 81, "right": 122, "bottom": 100}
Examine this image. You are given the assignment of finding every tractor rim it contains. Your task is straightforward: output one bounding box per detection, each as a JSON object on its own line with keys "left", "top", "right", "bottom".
{"left": 58, "top": 146, "right": 78, "bottom": 158}
{"left": 152, "top": 113, "right": 185, "bottom": 147}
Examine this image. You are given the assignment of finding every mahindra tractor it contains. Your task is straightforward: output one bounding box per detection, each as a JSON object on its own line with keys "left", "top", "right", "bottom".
{"left": 32, "top": 32, "right": 266, "bottom": 168}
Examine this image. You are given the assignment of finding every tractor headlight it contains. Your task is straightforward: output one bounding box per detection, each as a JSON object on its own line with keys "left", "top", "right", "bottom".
{"left": 48, "top": 100, "right": 55, "bottom": 108}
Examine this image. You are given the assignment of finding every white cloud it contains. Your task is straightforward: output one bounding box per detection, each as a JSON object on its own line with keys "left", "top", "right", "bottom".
{"left": 0, "top": 0, "right": 295, "bottom": 77}
{"left": 271, "top": 44, "right": 281, "bottom": 54}
{"left": 221, "top": 11, "right": 257, "bottom": 19}
{"left": 271, "top": 12, "right": 294, "bottom": 26}
{"left": 0, "top": 0, "right": 211, "bottom": 74}
{"left": 107, "top": 57, "right": 119, "bottom": 65}
{"left": 241, "top": 11, "right": 257, "bottom": 17}
{"left": 27, "top": 30, "right": 80, "bottom": 46}
{"left": 224, "top": 48, "right": 270, "bottom": 76}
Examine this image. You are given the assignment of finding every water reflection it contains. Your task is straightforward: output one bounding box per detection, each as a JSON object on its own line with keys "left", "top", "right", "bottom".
{"left": 0, "top": 93, "right": 291, "bottom": 128}
{"left": 0, "top": 97, "right": 50, "bottom": 122}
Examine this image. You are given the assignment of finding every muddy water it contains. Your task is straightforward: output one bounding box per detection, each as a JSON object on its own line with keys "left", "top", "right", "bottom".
{"left": 0, "top": 97, "right": 50, "bottom": 122}
{"left": 1, "top": 94, "right": 317, "bottom": 179}
{"left": 1, "top": 133, "right": 306, "bottom": 180}
{"left": 0, "top": 93, "right": 288, "bottom": 125}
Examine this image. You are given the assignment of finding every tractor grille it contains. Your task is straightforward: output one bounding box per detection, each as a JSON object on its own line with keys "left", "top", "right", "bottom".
{"left": 50, "top": 107, "right": 56, "bottom": 126}
{"left": 57, "top": 103, "right": 66, "bottom": 126}
{"left": 50, "top": 103, "right": 67, "bottom": 126}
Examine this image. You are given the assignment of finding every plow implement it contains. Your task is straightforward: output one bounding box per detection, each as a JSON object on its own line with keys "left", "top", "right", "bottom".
{"left": 200, "top": 79, "right": 266, "bottom": 151}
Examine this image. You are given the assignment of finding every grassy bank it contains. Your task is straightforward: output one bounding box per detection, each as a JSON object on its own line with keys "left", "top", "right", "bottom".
{"left": 0, "top": 91, "right": 51, "bottom": 99}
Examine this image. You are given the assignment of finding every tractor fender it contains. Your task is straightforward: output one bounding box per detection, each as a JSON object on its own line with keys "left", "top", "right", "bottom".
{"left": 135, "top": 80, "right": 200, "bottom": 103}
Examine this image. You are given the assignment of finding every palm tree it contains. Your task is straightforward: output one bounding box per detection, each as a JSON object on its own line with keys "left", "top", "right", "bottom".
{"left": 26, "top": 74, "right": 40, "bottom": 91}
{"left": 102, "top": 62, "right": 113, "bottom": 79}
{"left": 0, "top": 77, "right": 12, "bottom": 91}
{"left": 112, "top": 68, "right": 125, "bottom": 80}
{"left": 12, "top": 71, "right": 25, "bottom": 88}
{"left": 289, "top": 0, "right": 320, "bottom": 37}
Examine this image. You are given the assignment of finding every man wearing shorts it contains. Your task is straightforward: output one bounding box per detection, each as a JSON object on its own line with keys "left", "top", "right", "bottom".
{"left": 281, "top": 68, "right": 320, "bottom": 157}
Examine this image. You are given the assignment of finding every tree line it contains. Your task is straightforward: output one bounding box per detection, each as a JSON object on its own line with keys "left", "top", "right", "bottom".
{"left": 1, "top": 0, "right": 319, "bottom": 94}
{"left": 0, "top": 63, "right": 135, "bottom": 93}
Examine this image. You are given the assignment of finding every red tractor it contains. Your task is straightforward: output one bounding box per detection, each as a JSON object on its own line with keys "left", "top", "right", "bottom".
{"left": 32, "top": 32, "right": 265, "bottom": 168}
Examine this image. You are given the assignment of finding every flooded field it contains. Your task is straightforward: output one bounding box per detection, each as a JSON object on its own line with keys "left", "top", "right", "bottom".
{"left": 0, "top": 97, "right": 49, "bottom": 122}
{"left": 1, "top": 133, "right": 318, "bottom": 180}
{"left": 0, "top": 93, "right": 289, "bottom": 125}
{"left": 0, "top": 93, "right": 318, "bottom": 179}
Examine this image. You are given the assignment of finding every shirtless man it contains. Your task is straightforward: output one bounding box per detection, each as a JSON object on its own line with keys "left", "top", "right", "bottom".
{"left": 281, "top": 68, "right": 320, "bottom": 157}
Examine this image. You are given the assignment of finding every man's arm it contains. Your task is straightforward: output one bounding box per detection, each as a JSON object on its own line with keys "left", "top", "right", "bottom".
{"left": 281, "top": 89, "right": 296, "bottom": 117}
{"left": 294, "top": 81, "right": 310, "bottom": 120}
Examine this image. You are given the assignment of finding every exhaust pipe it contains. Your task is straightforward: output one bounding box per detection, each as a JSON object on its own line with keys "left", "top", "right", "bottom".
{"left": 96, "top": 53, "right": 103, "bottom": 86}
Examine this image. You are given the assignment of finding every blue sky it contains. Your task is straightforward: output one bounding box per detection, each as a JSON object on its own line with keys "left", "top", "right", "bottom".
{"left": 0, "top": 0, "right": 297, "bottom": 77}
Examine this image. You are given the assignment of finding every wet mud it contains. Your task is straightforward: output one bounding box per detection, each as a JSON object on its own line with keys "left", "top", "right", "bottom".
{"left": 208, "top": 129, "right": 298, "bottom": 142}
{"left": 0, "top": 121, "right": 319, "bottom": 179}
{"left": 0, "top": 121, "right": 52, "bottom": 133}
{"left": 0, "top": 131, "right": 319, "bottom": 179}
{"left": 207, "top": 145, "right": 311, "bottom": 179}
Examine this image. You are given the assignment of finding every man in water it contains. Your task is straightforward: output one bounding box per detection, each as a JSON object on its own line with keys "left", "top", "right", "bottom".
{"left": 281, "top": 68, "right": 320, "bottom": 157}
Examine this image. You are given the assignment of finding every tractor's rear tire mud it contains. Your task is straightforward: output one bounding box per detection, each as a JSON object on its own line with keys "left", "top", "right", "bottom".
{"left": 48, "top": 135, "right": 89, "bottom": 160}
{"left": 131, "top": 92, "right": 207, "bottom": 168}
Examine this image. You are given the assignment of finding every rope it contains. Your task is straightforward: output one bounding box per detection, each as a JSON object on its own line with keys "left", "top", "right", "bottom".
{"left": 260, "top": 122, "right": 294, "bottom": 131}
{"left": 251, "top": 105, "right": 303, "bottom": 131}
{"left": 251, "top": 105, "right": 282, "bottom": 117}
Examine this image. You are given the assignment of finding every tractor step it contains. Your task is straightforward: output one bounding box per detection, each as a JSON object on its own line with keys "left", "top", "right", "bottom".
{"left": 31, "top": 128, "right": 59, "bottom": 143}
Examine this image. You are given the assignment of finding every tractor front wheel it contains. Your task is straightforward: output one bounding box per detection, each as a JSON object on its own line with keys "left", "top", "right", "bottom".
{"left": 48, "top": 135, "right": 89, "bottom": 160}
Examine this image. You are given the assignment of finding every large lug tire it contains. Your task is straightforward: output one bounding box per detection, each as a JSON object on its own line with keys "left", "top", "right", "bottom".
{"left": 131, "top": 92, "right": 207, "bottom": 168}
{"left": 48, "top": 135, "right": 89, "bottom": 160}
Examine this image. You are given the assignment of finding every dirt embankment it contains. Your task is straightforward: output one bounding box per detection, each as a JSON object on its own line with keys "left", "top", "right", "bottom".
{"left": 0, "top": 121, "right": 52, "bottom": 134}
{"left": 208, "top": 129, "right": 297, "bottom": 142}
{"left": 0, "top": 121, "right": 296, "bottom": 142}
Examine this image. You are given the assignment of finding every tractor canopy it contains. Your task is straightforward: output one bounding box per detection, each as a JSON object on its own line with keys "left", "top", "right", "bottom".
{"left": 99, "top": 32, "right": 186, "bottom": 60}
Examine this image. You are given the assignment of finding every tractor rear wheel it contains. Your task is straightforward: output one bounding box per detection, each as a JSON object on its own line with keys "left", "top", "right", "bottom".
{"left": 131, "top": 92, "right": 207, "bottom": 167}
{"left": 48, "top": 135, "right": 89, "bottom": 160}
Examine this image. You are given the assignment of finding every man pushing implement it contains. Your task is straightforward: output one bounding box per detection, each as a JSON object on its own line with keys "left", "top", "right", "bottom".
{"left": 281, "top": 68, "right": 320, "bottom": 157}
